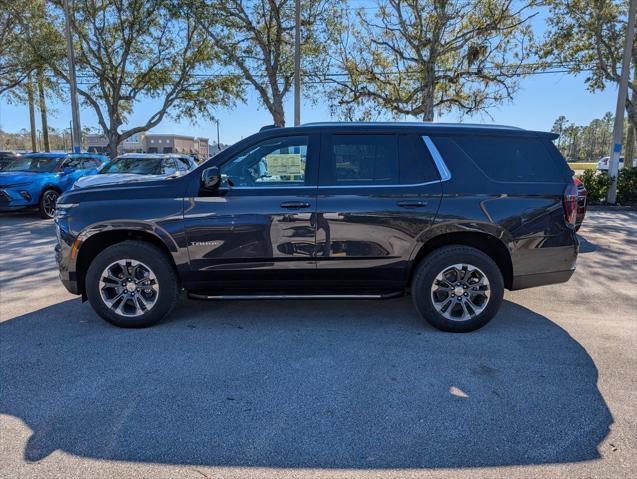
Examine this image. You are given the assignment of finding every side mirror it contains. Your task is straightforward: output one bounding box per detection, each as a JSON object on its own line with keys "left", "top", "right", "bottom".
{"left": 201, "top": 166, "right": 220, "bottom": 188}
{"left": 62, "top": 166, "right": 75, "bottom": 175}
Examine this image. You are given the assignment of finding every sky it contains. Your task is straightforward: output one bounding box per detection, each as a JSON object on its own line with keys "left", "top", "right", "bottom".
{"left": 0, "top": 71, "right": 618, "bottom": 146}
{"left": 0, "top": 1, "right": 620, "bottom": 147}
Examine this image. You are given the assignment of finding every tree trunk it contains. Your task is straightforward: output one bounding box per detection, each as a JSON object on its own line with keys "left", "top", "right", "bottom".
{"left": 36, "top": 69, "right": 50, "bottom": 152}
{"left": 107, "top": 133, "right": 120, "bottom": 159}
{"left": 27, "top": 74, "right": 37, "bottom": 152}
{"left": 420, "top": 71, "right": 436, "bottom": 121}
{"left": 272, "top": 97, "right": 285, "bottom": 127}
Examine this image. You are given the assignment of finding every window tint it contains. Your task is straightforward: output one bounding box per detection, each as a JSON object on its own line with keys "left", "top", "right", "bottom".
{"left": 223, "top": 136, "right": 308, "bottom": 187}
{"left": 399, "top": 135, "right": 440, "bottom": 183}
{"left": 452, "top": 136, "right": 563, "bottom": 182}
{"left": 63, "top": 157, "right": 83, "bottom": 169}
{"left": 176, "top": 158, "right": 192, "bottom": 172}
{"left": 161, "top": 158, "right": 178, "bottom": 175}
{"left": 101, "top": 157, "right": 163, "bottom": 174}
{"left": 326, "top": 135, "right": 398, "bottom": 185}
{"left": 5, "top": 156, "right": 58, "bottom": 172}
{"left": 82, "top": 157, "right": 102, "bottom": 169}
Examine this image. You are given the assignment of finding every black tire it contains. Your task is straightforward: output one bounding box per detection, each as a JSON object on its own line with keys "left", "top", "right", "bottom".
{"left": 38, "top": 188, "right": 59, "bottom": 219}
{"left": 410, "top": 246, "right": 504, "bottom": 333}
{"left": 85, "top": 241, "right": 180, "bottom": 328}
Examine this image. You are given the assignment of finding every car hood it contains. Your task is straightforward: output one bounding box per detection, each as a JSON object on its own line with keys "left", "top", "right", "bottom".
{"left": 73, "top": 173, "right": 169, "bottom": 189}
{"left": 0, "top": 171, "right": 50, "bottom": 187}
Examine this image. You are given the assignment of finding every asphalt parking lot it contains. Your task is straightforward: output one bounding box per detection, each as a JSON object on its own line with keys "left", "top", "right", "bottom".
{"left": 0, "top": 209, "right": 635, "bottom": 479}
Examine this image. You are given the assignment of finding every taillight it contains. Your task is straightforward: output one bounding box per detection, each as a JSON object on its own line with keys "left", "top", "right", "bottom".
{"left": 563, "top": 179, "right": 578, "bottom": 226}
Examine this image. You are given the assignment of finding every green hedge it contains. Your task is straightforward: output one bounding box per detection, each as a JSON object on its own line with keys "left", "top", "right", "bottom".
{"left": 578, "top": 168, "right": 637, "bottom": 205}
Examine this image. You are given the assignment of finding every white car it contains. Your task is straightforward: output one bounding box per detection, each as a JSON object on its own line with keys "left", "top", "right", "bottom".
{"left": 73, "top": 153, "right": 198, "bottom": 189}
{"left": 596, "top": 156, "right": 626, "bottom": 171}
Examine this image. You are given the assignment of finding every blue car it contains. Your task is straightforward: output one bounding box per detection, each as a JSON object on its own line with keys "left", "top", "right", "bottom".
{"left": 0, "top": 152, "right": 108, "bottom": 218}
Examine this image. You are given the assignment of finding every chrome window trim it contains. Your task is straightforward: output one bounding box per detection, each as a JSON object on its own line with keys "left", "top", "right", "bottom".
{"left": 225, "top": 185, "right": 312, "bottom": 190}
{"left": 219, "top": 135, "right": 451, "bottom": 190}
{"left": 317, "top": 179, "right": 440, "bottom": 189}
{"left": 422, "top": 135, "right": 452, "bottom": 181}
{"left": 227, "top": 180, "right": 442, "bottom": 190}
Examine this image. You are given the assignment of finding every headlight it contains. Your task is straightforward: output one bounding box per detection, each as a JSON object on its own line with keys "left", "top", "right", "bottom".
{"left": 56, "top": 202, "right": 79, "bottom": 209}
{"left": 54, "top": 202, "right": 79, "bottom": 220}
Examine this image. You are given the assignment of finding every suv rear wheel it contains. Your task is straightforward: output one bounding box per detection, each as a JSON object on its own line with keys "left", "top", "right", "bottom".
{"left": 85, "top": 241, "right": 180, "bottom": 328}
{"left": 411, "top": 246, "right": 504, "bottom": 332}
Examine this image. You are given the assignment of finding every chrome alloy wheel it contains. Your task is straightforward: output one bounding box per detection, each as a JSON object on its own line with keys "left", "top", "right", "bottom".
{"left": 99, "top": 259, "right": 159, "bottom": 317}
{"left": 430, "top": 263, "right": 490, "bottom": 321}
{"left": 42, "top": 190, "right": 59, "bottom": 218}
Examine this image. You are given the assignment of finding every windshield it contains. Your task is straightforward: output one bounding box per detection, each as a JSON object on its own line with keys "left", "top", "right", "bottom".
{"left": 0, "top": 158, "right": 17, "bottom": 171}
{"left": 100, "top": 157, "right": 167, "bottom": 175}
{"left": 4, "top": 156, "right": 62, "bottom": 172}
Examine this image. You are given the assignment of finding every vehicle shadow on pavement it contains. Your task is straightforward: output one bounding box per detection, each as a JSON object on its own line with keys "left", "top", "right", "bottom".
{"left": 0, "top": 297, "right": 612, "bottom": 469}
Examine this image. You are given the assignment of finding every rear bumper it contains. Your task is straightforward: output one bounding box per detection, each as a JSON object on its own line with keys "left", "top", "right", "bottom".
{"left": 511, "top": 268, "right": 575, "bottom": 290}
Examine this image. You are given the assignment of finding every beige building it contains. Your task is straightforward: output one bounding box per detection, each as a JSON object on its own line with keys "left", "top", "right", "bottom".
{"left": 145, "top": 134, "right": 209, "bottom": 158}
{"left": 87, "top": 133, "right": 209, "bottom": 158}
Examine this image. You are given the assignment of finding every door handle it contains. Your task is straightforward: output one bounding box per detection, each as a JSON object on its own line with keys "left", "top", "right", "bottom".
{"left": 397, "top": 200, "right": 428, "bottom": 208}
{"left": 280, "top": 201, "right": 311, "bottom": 209}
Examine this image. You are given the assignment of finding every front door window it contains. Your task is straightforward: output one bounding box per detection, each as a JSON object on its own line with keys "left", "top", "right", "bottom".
{"left": 223, "top": 136, "right": 309, "bottom": 187}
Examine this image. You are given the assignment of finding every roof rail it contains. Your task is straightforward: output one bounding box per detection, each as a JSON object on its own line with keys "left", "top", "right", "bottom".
{"left": 300, "top": 121, "right": 525, "bottom": 130}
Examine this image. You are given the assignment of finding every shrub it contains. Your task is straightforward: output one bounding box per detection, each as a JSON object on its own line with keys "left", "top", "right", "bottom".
{"left": 617, "top": 167, "right": 637, "bottom": 205}
{"left": 577, "top": 168, "right": 637, "bottom": 206}
{"left": 579, "top": 170, "right": 610, "bottom": 203}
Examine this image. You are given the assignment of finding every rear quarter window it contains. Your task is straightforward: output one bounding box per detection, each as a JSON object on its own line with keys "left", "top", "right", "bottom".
{"left": 452, "top": 136, "right": 566, "bottom": 183}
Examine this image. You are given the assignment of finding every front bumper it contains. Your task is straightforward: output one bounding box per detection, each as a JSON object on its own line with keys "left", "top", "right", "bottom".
{"left": 55, "top": 242, "right": 79, "bottom": 294}
{"left": 0, "top": 188, "right": 37, "bottom": 209}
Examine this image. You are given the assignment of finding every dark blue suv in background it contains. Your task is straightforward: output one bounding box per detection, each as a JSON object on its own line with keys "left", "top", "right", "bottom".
{"left": 0, "top": 152, "right": 108, "bottom": 218}
{"left": 54, "top": 123, "right": 579, "bottom": 332}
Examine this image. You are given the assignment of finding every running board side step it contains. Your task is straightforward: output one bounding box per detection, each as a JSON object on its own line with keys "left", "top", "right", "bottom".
{"left": 187, "top": 291, "right": 403, "bottom": 300}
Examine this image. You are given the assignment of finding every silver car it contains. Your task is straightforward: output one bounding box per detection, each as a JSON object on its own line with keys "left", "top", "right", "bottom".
{"left": 73, "top": 153, "right": 198, "bottom": 189}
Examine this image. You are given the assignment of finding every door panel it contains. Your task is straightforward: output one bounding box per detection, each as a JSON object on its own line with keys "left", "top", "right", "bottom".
{"left": 183, "top": 133, "right": 319, "bottom": 288}
{"left": 315, "top": 132, "right": 442, "bottom": 289}
{"left": 315, "top": 187, "right": 441, "bottom": 287}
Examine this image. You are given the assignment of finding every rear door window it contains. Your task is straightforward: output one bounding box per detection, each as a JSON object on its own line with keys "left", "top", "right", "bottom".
{"left": 321, "top": 133, "right": 441, "bottom": 186}
{"left": 82, "top": 157, "right": 102, "bottom": 169}
{"left": 324, "top": 134, "right": 398, "bottom": 186}
{"left": 63, "top": 156, "right": 83, "bottom": 169}
{"left": 399, "top": 135, "right": 440, "bottom": 183}
{"left": 452, "top": 136, "right": 564, "bottom": 182}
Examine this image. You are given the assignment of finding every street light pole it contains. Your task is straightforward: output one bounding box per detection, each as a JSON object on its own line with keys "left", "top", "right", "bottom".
{"left": 63, "top": 0, "right": 82, "bottom": 153}
{"left": 608, "top": 0, "right": 636, "bottom": 204}
{"left": 293, "top": 0, "right": 301, "bottom": 126}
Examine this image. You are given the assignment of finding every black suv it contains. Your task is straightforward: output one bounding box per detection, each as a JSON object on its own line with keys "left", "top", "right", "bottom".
{"left": 54, "top": 123, "right": 579, "bottom": 332}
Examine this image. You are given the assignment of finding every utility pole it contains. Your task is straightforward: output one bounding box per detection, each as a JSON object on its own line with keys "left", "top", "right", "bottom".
{"left": 608, "top": 0, "right": 636, "bottom": 204}
{"left": 293, "top": 0, "right": 301, "bottom": 126}
{"left": 216, "top": 119, "right": 221, "bottom": 151}
{"left": 63, "top": 0, "right": 82, "bottom": 153}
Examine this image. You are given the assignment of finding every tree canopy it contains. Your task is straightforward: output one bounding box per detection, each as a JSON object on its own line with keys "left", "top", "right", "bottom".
{"left": 326, "top": 0, "right": 538, "bottom": 121}
{"left": 187, "top": 0, "right": 341, "bottom": 126}
{"left": 541, "top": 0, "right": 637, "bottom": 140}
{"left": 24, "top": 0, "right": 242, "bottom": 156}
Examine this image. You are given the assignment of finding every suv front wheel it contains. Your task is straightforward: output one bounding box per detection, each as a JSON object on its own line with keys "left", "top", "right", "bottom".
{"left": 411, "top": 246, "right": 504, "bottom": 332}
{"left": 85, "top": 241, "right": 180, "bottom": 328}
